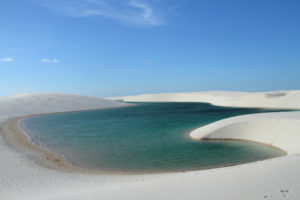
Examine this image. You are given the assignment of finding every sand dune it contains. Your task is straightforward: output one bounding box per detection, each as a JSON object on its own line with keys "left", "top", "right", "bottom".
{"left": 1, "top": 91, "right": 300, "bottom": 200}
{"left": 0, "top": 93, "right": 127, "bottom": 118}
{"left": 109, "top": 90, "right": 300, "bottom": 109}
{"left": 190, "top": 112, "right": 300, "bottom": 154}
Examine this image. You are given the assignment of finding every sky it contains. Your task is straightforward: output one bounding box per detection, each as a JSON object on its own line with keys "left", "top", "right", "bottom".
{"left": 1, "top": 0, "right": 300, "bottom": 97}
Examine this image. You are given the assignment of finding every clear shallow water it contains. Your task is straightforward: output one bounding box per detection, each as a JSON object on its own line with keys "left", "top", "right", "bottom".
{"left": 20, "top": 103, "right": 286, "bottom": 172}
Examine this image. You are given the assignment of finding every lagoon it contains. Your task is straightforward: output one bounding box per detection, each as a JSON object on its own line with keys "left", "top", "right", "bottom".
{"left": 20, "top": 103, "right": 285, "bottom": 173}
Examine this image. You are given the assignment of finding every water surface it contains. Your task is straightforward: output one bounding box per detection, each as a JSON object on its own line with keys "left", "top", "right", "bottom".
{"left": 20, "top": 103, "right": 286, "bottom": 172}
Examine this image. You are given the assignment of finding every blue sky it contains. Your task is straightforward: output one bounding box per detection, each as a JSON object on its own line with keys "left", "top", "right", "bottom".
{"left": 1, "top": 0, "right": 299, "bottom": 97}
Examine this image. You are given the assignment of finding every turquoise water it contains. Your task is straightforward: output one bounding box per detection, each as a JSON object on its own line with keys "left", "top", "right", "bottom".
{"left": 20, "top": 103, "right": 286, "bottom": 173}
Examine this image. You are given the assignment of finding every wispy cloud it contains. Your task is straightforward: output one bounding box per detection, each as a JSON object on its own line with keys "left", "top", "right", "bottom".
{"left": 39, "top": 0, "right": 166, "bottom": 26}
{"left": 0, "top": 57, "right": 14, "bottom": 62}
{"left": 42, "top": 58, "right": 59, "bottom": 63}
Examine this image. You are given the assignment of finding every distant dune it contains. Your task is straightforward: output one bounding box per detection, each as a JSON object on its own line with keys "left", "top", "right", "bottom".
{"left": 108, "top": 90, "right": 300, "bottom": 109}
{"left": 0, "top": 93, "right": 128, "bottom": 119}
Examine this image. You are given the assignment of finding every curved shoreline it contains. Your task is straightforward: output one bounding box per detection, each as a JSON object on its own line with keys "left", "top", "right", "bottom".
{"left": 4, "top": 116, "right": 160, "bottom": 175}
{"left": 3, "top": 111, "right": 287, "bottom": 175}
{"left": 189, "top": 112, "right": 300, "bottom": 155}
{"left": 197, "top": 138, "right": 287, "bottom": 154}
{"left": 2, "top": 117, "right": 88, "bottom": 173}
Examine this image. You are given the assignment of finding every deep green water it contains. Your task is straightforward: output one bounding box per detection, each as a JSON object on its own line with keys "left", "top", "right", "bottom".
{"left": 20, "top": 103, "right": 286, "bottom": 173}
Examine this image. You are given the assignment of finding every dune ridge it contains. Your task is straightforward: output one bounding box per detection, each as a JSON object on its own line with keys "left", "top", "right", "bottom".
{"left": 190, "top": 112, "right": 300, "bottom": 154}
{"left": 109, "top": 90, "right": 300, "bottom": 109}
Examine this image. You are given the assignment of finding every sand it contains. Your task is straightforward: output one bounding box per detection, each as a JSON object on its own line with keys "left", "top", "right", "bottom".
{"left": 109, "top": 90, "right": 300, "bottom": 109}
{"left": 1, "top": 91, "right": 300, "bottom": 200}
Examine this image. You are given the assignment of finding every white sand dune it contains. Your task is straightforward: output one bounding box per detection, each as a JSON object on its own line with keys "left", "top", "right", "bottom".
{"left": 1, "top": 91, "right": 300, "bottom": 200}
{"left": 0, "top": 93, "right": 127, "bottom": 119}
{"left": 190, "top": 112, "right": 300, "bottom": 154}
{"left": 109, "top": 90, "right": 300, "bottom": 109}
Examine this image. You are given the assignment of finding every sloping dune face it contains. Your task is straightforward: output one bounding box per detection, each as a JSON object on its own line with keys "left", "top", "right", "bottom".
{"left": 0, "top": 93, "right": 128, "bottom": 119}
{"left": 190, "top": 113, "right": 300, "bottom": 154}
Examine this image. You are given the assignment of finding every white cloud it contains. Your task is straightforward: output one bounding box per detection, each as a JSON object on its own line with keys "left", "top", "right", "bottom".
{"left": 53, "top": 59, "right": 59, "bottom": 63}
{"left": 0, "top": 57, "right": 14, "bottom": 62}
{"left": 42, "top": 59, "right": 51, "bottom": 63}
{"left": 42, "top": 58, "right": 59, "bottom": 63}
{"left": 39, "top": 0, "right": 166, "bottom": 26}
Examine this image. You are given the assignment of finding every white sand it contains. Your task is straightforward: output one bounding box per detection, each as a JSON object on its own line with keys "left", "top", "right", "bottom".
{"left": 1, "top": 91, "right": 300, "bottom": 200}
{"left": 109, "top": 90, "right": 300, "bottom": 109}
{"left": 190, "top": 112, "right": 300, "bottom": 154}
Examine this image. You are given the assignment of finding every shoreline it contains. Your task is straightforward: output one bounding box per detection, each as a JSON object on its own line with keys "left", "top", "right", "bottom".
{"left": 2, "top": 111, "right": 287, "bottom": 175}
{"left": 1, "top": 92, "right": 300, "bottom": 200}
{"left": 3, "top": 115, "right": 156, "bottom": 175}
{"left": 2, "top": 116, "right": 87, "bottom": 173}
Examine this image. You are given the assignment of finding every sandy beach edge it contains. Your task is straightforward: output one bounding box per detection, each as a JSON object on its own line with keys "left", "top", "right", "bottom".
{"left": 1, "top": 116, "right": 90, "bottom": 173}
{"left": 1, "top": 112, "right": 287, "bottom": 176}
{"left": 2, "top": 113, "right": 158, "bottom": 175}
